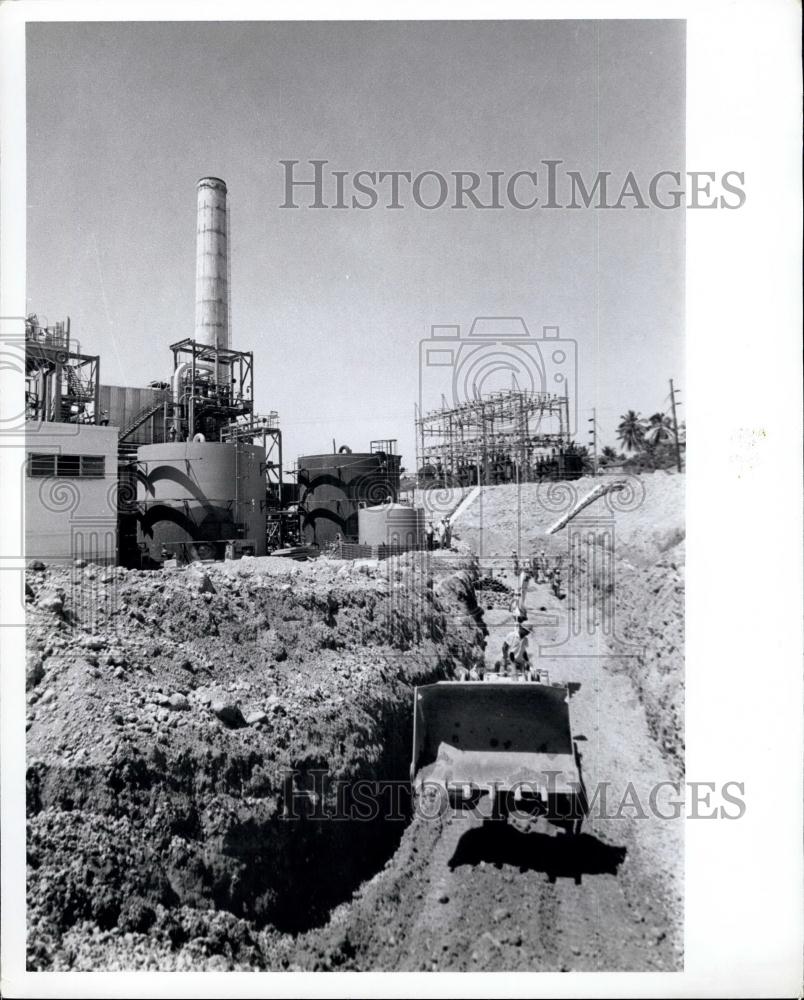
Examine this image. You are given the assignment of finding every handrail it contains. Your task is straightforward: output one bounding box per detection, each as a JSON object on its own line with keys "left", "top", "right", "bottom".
{"left": 119, "top": 390, "right": 172, "bottom": 440}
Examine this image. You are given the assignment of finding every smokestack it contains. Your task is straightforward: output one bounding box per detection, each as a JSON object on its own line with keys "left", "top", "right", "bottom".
{"left": 194, "top": 177, "right": 229, "bottom": 356}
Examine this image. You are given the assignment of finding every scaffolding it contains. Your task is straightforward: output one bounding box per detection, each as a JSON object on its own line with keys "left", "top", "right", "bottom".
{"left": 167, "top": 337, "right": 254, "bottom": 442}
{"left": 25, "top": 315, "right": 100, "bottom": 424}
{"left": 220, "top": 413, "right": 283, "bottom": 507}
{"left": 370, "top": 438, "right": 398, "bottom": 456}
{"left": 415, "top": 389, "right": 580, "bottom": 486}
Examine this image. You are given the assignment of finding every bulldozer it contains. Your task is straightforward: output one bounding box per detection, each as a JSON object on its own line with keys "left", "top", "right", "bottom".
{"left": 411, "top": 673, "right": 588, "bottom": 835}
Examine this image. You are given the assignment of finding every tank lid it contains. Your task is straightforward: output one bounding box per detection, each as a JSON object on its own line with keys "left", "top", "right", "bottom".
{"left": 299, "top": 453, "right": 378, "bottom": 462}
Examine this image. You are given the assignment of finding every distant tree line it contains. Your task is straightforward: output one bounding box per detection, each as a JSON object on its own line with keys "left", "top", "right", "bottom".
{"left": 604, "top": 410, "right": 685, "bottom": 472}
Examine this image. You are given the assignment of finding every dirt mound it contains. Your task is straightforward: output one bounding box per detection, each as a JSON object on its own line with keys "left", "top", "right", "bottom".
{"left": 454, "top": 470, "right": 684, "bottom": 566}
{"left": 26, "top": 555, "right": 482, "bottom": 969}
{"left": 609, "top": 543, "right": 685, "bottom": 769}
{"left": 454, "top": 472, "right": 685, "bottom": 770}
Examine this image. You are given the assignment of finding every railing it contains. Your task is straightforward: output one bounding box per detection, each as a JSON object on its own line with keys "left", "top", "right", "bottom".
{"left": 119, "top": 391, "right": 171, "bottom": 440}
{"left": 25, "top": 323, "right": 69, "bottom": 350}
{"left": 65, "top": 365, "right": 95, "bottom": 401}
{"left": 331, "top": 540, "right": 426, "bottom": 561}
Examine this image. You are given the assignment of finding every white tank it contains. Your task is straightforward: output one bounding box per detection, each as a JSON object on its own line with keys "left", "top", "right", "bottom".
{"left": 358, "top": 502, "right": 423, "bottom": 548}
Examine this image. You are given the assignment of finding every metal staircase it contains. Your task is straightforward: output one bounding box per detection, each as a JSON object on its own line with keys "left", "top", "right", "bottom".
{"left": 118, "top": 441, "right": 140, "bottom": 464}
{"left": 57, "top": 364, "right": 96, "bottom": 420}
{"left": 119, "top": 391, "right": 171, "bottom": 441}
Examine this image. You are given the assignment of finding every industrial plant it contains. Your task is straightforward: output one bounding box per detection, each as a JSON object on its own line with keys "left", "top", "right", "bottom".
{"left": 23, "top": 179, "right": 685, "bottom": 976}
{"left": 24, "top": 177, "right": 582, "bottom": 570}
{"left": 416, "top": 388, "right": 581, "bottom": 487}
{"left": 15, "top": 13, "right": 702, "bottom": 978}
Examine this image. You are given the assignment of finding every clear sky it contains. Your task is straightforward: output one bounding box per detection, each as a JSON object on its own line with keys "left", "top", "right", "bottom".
{"left": 27, "top": 20, "right": 684, "bottom": 470}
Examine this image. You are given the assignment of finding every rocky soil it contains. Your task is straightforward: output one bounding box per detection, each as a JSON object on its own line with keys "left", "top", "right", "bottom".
{"left": 26, "top": 554, "right": 482, "bottom": 969}
{"left": 26, "top": 469, "right": 684, "bottom": 971}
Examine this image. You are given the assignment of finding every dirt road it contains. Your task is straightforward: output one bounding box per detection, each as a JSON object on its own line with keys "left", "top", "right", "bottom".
{"left": 266, "top": 572, "right": 683, "bottom": 972}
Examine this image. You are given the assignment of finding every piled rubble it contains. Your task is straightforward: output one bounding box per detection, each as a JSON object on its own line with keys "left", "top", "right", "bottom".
{"left": 26, "top": 554, "right": 483, "bottom": 969}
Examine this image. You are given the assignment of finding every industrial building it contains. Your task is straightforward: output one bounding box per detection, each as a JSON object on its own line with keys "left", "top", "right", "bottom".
{"left": 24, "top": 315, "right": 118, "bottom": 564}
{"left": 23, "top": 177, "right": 402, "bottom": 567}
{"left": 24, "top": 421, "right": 119, "bottom": 566}
{"left": 24, "top": 177, "right": 585, "bottom": 568}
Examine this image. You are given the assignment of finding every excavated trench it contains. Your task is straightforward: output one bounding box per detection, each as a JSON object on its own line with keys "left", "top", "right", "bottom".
{"left": 27, "top": 477, "right": 685, "bottom": 970}
{"left": 28, "top": 702, "right": 419, "bottom": 936}
{"left": 26, "top": 555, "right": 487, "bottom": 966}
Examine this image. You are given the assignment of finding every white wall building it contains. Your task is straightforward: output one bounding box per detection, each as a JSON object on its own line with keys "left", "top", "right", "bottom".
{"left": 25, "top": 423, "right": 119, "bottom": 565}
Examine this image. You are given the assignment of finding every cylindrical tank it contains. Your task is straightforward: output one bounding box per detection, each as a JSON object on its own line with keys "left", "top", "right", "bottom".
{"left": 136, "top": 441, "right": 266, "bottom": 558}
{"left": 358, "top": 502, "right": 423, "bottom": 549}
{"left": 194, "top": 177, "right": 228, "bottom": 356}
{"left": 297, "top": 450, "right": 401, "bottom": 547}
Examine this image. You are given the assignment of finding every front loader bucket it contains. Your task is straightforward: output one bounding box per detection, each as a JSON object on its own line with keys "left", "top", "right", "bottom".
{"left": 411, "top": 682, "right": 585, "bottom": 823}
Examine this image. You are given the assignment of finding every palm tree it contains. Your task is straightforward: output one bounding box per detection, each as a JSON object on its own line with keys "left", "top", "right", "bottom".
{"left": 644, "top": 412, "right": 675, "bottom": 448}
{"left": 617, "top": 411, "right": 646, "bottom": 452}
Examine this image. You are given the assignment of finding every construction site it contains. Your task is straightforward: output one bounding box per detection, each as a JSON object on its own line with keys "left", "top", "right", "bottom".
{"left": 24, "top": 178, "right": 685, "bottom": 972}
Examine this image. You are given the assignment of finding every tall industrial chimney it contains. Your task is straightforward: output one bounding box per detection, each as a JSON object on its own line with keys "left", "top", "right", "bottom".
{"left": 194, "top": 177, "right": 229, "bottom": 357}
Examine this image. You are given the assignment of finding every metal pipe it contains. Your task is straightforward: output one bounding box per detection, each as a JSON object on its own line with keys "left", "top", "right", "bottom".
{"left": 172, "top": 362, "right": 213, "bottom": 404}
{"left": 172, "top": 361, "right": 213, "bottom": 437}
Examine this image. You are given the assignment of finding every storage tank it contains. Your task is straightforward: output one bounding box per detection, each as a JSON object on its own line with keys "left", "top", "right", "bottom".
{"left": 358, "top": 502, "right": 424, "bottom": 549}
{"left": 297, "top": 448, "right": 401, "bottom": 546}
{"left": 136, "top": 440, "right": 266, "bottom": 559}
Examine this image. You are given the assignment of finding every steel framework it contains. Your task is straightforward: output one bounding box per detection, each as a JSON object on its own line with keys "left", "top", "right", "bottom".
{"left": 416, "top": 389, "right": 576, "bottom": 486}
{"left": 168, "top": 337, "right": 254, "bottom": 442}
{"left": 220, "top": 413, "right": 283, "bottom": 508}
{"left": 370, "top": 438, "right": 398, "bottom": 456}
{"left": 25, "top": 316, "right": 100, "bottom": 424}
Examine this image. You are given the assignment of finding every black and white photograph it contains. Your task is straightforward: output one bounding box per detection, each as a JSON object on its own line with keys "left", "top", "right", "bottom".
{"left": 0, "top": 2, "right": 800, "bottom": 997}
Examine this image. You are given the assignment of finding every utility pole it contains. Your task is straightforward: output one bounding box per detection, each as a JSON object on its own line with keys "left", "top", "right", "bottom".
{"left": 588, "top": 408, "right": 598, "bottom": 476}
{"left": 515, "top": 452, "right": 521, "bottom": 555}
{"left": 669, "top": 379, "right": 683, "bottom": 473}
